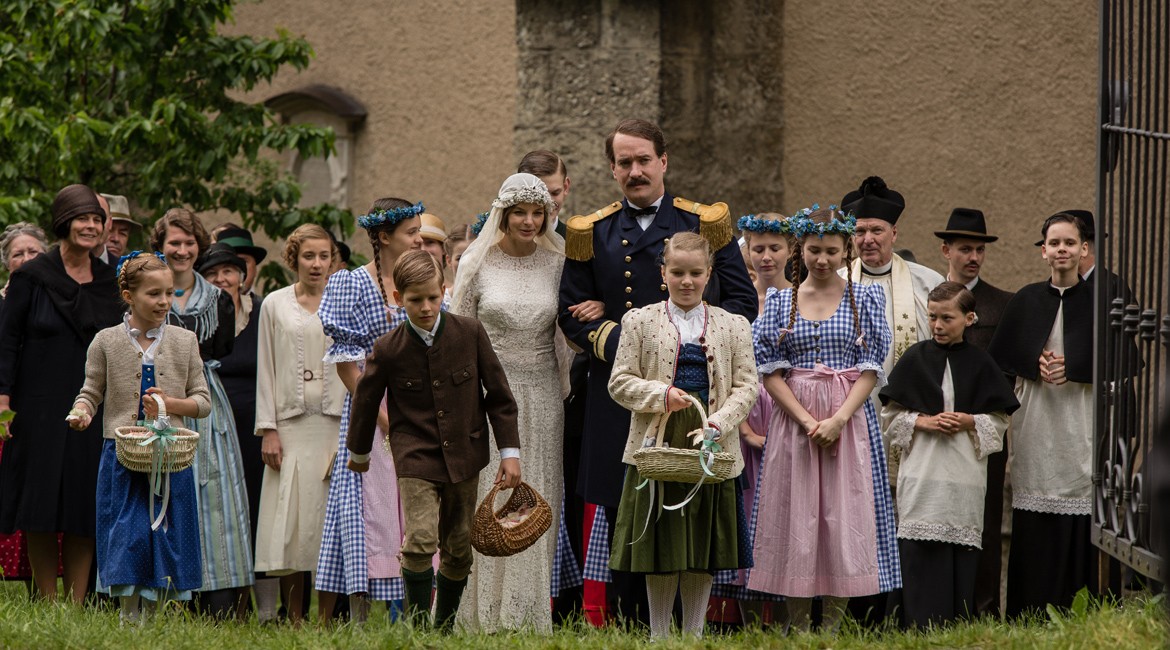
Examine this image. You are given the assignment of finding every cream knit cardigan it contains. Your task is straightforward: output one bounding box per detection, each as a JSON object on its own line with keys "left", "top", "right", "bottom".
{"left": 75, "top": 324, "right": 211, "bottom": 438}
{"left": 608, "top": 302, "right": 758, "bottom": 475}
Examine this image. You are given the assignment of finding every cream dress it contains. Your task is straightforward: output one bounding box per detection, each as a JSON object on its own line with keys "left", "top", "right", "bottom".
{"left": 455, "top": 245, "right": 565, "bottom": 632}
{"left": 253, "top": 285, "right": 345, "bottom": 574}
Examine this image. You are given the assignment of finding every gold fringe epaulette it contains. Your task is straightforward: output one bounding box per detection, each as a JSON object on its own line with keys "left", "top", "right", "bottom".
{"left": 674, "top": 197, "right": 734, "bottom": 250}
{"left": 565, "top": 201, "right": 623, "bottom": 261}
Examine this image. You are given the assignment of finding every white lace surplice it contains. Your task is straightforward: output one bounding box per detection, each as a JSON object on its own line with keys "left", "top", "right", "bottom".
{"left": 455, "top": 246, "right": 565, "bottom": 632}
{"left": 880, "top": 361, "right": 1008, "bottom": 548}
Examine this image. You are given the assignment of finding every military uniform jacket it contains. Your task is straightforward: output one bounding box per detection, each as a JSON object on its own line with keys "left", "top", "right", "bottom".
{"left": 346, "top": 313, "right": 520, "bottom": 484}
{"left": 967, "top": 278, "right": 1014, "bottom": 351}
{"left": 558, "top": 193, "right": 757, "bottom": 507}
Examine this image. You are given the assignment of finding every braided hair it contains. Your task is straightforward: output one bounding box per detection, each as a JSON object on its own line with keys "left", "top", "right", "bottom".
{"left": 780, "top": 207, "right": 865, "bottom": 349}
{"left": 118, "top": 253, "right": 171, "bottom": 299}
{"left": 363, "top": 197, "right": 416, "bottom": 311}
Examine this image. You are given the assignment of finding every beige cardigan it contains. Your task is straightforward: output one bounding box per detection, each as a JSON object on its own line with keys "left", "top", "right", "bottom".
{"left": 608, "top": 302, "right": 758, "bottom": 475}
{"left": 253, "top": 285, "right": 345, "bottom": 432}
{"left": 75, "top": 324, "right": 211, "bottom": 438}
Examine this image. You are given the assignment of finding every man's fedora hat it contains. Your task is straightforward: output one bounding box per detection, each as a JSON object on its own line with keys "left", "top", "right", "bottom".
{"left": 934, "top": 208, "right": 997, "bottom": 242}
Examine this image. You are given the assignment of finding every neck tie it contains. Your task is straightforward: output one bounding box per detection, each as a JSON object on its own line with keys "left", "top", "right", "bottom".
{"left": 628, "top": 205, "right": 658, "bottom": 218}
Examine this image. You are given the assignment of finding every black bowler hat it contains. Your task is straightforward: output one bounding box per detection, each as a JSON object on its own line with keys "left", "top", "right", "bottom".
{"left": 196, "top": 242, "right": 248, "bottom": 280}
{"left": 215, "top": 225, "right": 268, "bottom": 263}
{"left": 1034, "top": 209, "right": 1096, "bottom": 246}
{"left": 934, "top": 208, "right": 998, "bottom": 242}
{"left": 841, "top": 176, "right": 905, "bottom": 225}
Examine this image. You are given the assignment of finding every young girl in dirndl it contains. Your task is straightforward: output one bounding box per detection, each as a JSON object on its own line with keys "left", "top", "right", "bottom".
{"left": 746, "top": 206, "right": 898, "bottom": 632}
{"left": 71, "top": 252, "right": 209, "bottom": 622}
{"left": 607, "top": 232, "right": 758, "bottom": 638}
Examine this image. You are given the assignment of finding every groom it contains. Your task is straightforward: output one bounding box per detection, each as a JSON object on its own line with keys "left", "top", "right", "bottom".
{"left": 558, "top": 118, "right": 756, "bottom": 624}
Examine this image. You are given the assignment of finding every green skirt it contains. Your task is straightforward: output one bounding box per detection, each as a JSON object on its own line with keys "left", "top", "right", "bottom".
{"left": 609, "top": 394, "right": 740, "bottom": 574}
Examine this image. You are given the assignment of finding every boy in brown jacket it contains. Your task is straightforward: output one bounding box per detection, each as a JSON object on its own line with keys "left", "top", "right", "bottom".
{"left": 347, "top": 250, "right": 521, "bottom": 631}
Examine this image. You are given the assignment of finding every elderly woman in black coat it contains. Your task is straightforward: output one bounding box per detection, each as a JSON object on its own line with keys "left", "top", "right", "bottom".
{"left": 0, "top": 185, "right": 122, "bottom": 603}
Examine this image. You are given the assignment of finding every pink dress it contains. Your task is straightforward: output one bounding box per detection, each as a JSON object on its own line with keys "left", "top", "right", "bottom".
{"left": 746, "top": 285, "right": 900, "bottom": 598}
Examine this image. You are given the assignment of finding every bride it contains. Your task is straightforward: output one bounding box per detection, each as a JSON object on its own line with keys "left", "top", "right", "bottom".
{"left": 452, "top": 173, "right": 573, "bottom": 632}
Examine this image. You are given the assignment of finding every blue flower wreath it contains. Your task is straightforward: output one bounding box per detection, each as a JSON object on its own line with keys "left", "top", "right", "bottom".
{"left": 357, "top": 201, "right": 425, "bottom": 230}
{"left": 469, "top": 211, "right": 490, "bottom": 236}
{"left": 788, "top": 204, "right": 856, "bottom": 238}
{"left": 116, "top": 250, "right": 167, "bottom": 277}
{"left": 737, "top": 214, "right": 794, "bottom": 235}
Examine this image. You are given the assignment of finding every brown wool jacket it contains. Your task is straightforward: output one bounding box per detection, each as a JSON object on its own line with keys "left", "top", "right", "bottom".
{"left": 346, "top": 313, "right": 520, "bottom": 484}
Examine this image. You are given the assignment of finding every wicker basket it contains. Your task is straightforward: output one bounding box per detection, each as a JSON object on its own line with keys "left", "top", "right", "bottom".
{"left": 114, "top": 394, "right": 199, "bottom": 474}
{"left": 632, "top": 394, "right": 735, "bottom": 484}
{"left": 470, "top": 481, "right": 552, "bottom": 557}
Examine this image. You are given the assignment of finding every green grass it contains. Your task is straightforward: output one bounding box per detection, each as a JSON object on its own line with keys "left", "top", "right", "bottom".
{"left": 0, "top": 582, "right": 1164, "bottom": 649}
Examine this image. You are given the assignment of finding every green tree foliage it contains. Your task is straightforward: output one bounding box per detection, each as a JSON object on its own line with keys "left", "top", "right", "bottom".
{"left": 0, "top": 0, "right": 353, "bottom": 255}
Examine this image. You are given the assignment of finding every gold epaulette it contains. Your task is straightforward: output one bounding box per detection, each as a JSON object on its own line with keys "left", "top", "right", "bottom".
{"left": 673, "top": 197, "right": 734, "bottom": 250}
{"left": 564, "top": 201, "right": 623, "bottom": 261}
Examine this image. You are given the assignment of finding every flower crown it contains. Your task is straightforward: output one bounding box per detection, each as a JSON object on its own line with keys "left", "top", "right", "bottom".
{"left": 737, "top": 214, "right": 794, "bottom": 235}
{"left": 470, "top": 211, "right": 490, "bottom": 236}
{"left": 492, "top": 187, "right": 552, "bottom": 211}
{"left": 357, "top": 201, "right": 425, "bottom": 230}
{"left": 116, "top": 250, "right": 167, "bottom": 277}
{"left": 788, "top": 204, "right": 856, "bottom": 238}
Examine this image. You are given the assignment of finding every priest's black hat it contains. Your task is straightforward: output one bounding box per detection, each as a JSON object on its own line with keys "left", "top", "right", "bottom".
{"left": 934, "top": 208, "right": 998, "bottom": 242}
{"left": 1034, "top": 209, "right": 1096, "bottom": 246}
{"left": 841, "top": 176, "right": 905, "bottom": 225}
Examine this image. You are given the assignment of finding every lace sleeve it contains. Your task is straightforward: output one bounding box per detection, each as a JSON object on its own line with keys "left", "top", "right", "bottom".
{"left": 880, "top": 401, "right": 918, "bottom": 459}
{"left": 968, "top": 411, "right": 1008, "bottom": 460}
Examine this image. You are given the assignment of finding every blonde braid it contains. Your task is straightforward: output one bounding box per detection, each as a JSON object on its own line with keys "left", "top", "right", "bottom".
{"left": 843, "top": 239, "right": 866, "bottom": 349}
{"left": 779, "top": 239, "right": 801, "bottom": 346}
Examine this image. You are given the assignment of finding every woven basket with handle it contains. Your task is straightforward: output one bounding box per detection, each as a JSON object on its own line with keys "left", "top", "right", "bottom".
{"left": 631, "top": 393, "right": 735, "bottom": 484}
{"left": 114, "top": 393, "right": 199, "bottom": 474}
{"left": 470, "top": 481, "right": 552, "bottom": 557}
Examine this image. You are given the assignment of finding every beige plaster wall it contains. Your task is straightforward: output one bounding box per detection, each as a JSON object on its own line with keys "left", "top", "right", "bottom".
{"left": 224, "top": 0, "right": 518, "bottom": 258}
{"left": 781, "top": 1, "right": 1098, "bottom": 291}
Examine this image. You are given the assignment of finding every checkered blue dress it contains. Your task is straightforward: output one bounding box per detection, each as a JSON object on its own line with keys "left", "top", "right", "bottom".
{"left": 314, "top": 267, "right": 418, "bottom": 600}
{"left": 747, "top": 284, "right": 901, "bottom": 596}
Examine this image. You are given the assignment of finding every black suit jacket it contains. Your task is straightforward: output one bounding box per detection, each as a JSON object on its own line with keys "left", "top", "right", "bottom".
{"left": 968, "top": 278, "right": 1014, "bottom": 351}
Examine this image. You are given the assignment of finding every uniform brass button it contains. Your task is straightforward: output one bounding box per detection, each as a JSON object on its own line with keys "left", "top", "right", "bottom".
{"left": 588, "top": 331, "right": 597, "bottom": 342}
{"left": 664, "top": 238, "right": 670, "bottom": 243}
{"left": 443, "top": 440, "right": 450, "bottom": 448}
{"left": 622, "top": 239, "right": 629, "bottom": 246}
{"left": 624, "top": 256, "right": 632, "bottom": 263}
{"left": 437, "top": 410, "right": 445, "bottom": 418}
{"left": 624, "top": 271, "right": 631, "bottom": 278}
{"left": 659, "top": 284, "right": 667, "bottom": 291}
{"left": 625, "top": 287, "right": 632, "bottom": 294}
{"left": 432, "top": 380, "right": 440, "bottom": 387}
{"left": 625, "top": 301, "right": 633, "bottom": 308}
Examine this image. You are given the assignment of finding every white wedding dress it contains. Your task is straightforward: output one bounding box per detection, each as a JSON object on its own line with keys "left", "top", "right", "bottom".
{"left": 455, "top": 244, "right": 565, "bottom": 632}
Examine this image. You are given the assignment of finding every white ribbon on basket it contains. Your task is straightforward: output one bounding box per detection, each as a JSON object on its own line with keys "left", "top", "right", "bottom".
{"left": 139, "top": 393, "right": 177, "bottom": 531}
{"left": 629, "top": 394, "right": 723, "bottom": 545}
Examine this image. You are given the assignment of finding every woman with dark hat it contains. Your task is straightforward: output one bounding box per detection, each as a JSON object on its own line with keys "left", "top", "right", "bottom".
{"left": 199, "top": 241, "right": 271, "bottom": 619}
{"left": 152, "top": 210, "right": 254, "bottom": 618}
{"left": 0, "top": 184, "right": 123, "bottom": 603}
{"left": 211, "top": 224, "right": 268, "bottom": 297}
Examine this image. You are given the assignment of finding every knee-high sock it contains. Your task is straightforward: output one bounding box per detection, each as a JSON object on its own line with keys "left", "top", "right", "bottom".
{"left": 822, "top": 596, "right": 849, "bottom": 634}
{"left": 679, "top": 572, "right": 713, "bottom": 636}
{"left": 644, "top": 573, "right": 679, "bottom": 638}
{"left": 785, "top": 597, "right": 812, "bottom": 633}
{"left": 253, "top": 577, "right": 280, "bottom": 622}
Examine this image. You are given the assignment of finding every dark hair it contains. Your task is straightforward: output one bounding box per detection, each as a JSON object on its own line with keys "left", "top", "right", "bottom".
{"left": 118, "top": 253, "right": 171, "bottom": 298}
{"left": 928, "top": 281, "right": 977, "bottom": 314}
{"left": 499, "top": 203, "right": 549, "bottom": 237}
{"left": 517, "top": 150, "right": 568, "bottom": 178}
{"left": 605, "top": 119, "right": 666, "bottom": 164}
{"left": 443, "top": 224, "right": 472, "bottom": 256}
{"left": 1041, "top": 212, "right": 1089, "bottom": 243}
{"left": 781, "top": 208, "right": 865, "bottom": 348}
{"left": 364, "top": 197, "right": 417, "bottom": 309}
{"left": 282, "top": 223, "right": 337, "bottom": 271}
{"left": 151, "top": 208, "right": 210, "bottom": 256}
{"left": 392, "top": 249, "right": 444, "bottom": 294}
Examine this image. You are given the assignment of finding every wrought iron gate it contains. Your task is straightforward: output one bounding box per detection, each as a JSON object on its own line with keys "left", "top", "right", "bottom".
{"left": 1093, "top": 0, "right": 1169, "bottom": 581}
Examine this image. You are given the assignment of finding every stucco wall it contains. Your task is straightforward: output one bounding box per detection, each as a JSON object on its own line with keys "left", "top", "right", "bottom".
{"left": 781, "top": 1, "right": 1099, "bottom": 291}
{"left": 225, "top": 0, "right": 518, "bottom": 258}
